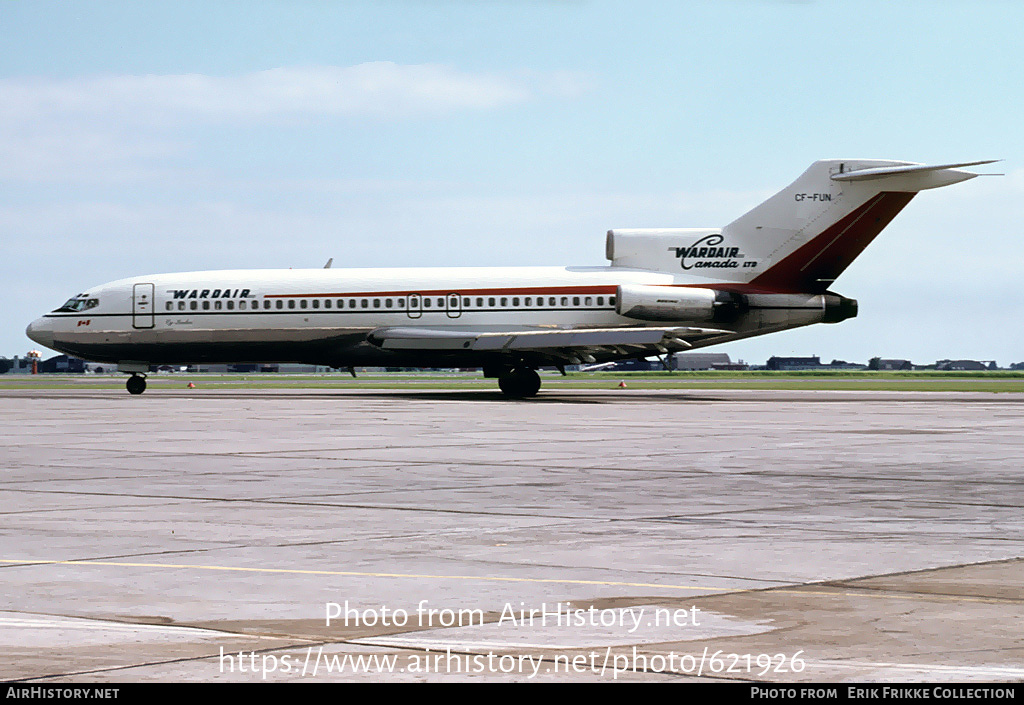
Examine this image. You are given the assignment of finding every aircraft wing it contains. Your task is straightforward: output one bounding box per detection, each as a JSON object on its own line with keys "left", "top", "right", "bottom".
{"left": 366, "top": 325, "right": 731, "bottom": 363}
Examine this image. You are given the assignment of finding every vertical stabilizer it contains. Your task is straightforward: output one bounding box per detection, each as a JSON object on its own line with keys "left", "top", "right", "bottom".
{"left": 604, "top": 159, "right": 993, "bottom": 289}
{"left": 715, "top": 159, "right": 992, "bottom": 292}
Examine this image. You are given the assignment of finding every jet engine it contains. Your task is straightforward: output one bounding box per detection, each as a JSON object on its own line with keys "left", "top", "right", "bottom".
{"left": 616, "top": 284, "right": 746, "bottom": 323}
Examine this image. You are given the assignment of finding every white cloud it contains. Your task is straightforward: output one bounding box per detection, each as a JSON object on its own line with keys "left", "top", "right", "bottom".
{"left": 0, "top": 126, "right": 187, "bottom": 183}
{"left": 0, "top": 63, "right": 582, "bottom": 125}
{"left": 0, "top": 63, "right": 591, "bottom": 184}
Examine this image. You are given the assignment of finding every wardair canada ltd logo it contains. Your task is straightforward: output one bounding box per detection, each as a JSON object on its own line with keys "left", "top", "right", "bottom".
{"left": 669, "top": 233, "right": 756, "bottom": 270}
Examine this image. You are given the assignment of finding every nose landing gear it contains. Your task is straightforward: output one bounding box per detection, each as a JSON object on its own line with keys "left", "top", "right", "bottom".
{"left": 126, "top": 374, "right": 147, "bottom": 395}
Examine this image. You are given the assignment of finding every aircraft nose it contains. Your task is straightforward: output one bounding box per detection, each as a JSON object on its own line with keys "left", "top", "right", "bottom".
{"left": 26, "top": 318, "right": 55, "bottom": 349}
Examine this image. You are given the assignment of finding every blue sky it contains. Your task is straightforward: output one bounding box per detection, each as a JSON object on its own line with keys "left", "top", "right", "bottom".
{"left": 3, "top": 1, "right": 1022, "bottom": 365}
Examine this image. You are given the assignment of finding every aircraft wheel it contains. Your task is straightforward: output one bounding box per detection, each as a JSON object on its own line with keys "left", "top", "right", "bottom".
{"left": 519, "top": 368, "right": 541, "bottom": 397}
{"left": 498, "top": 367, "right": 541, "bottom": 398}
{"left": 126, "top": 375, "right": 147, "bottom": 395}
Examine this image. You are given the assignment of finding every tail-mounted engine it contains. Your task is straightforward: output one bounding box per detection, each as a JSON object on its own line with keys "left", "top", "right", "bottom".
{"left": 616, "top": 284, "right": 747, "bottom": 323}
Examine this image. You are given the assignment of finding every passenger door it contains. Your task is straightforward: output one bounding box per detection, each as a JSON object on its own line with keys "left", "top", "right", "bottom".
{"left": 132, "top": 283, "right": 155, "bottom": 329}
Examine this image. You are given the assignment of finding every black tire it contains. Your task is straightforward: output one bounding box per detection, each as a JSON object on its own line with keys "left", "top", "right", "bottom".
{"left": 498, "top": 368, "right": 541, "bottom": 398}
{"left": 518, "top": 368, "right": 541, "bottom": 397}
{"left": 497, "top": 371, "right": 519, "bottom": 397}
{"left": 126, "top": 376, "right": 147, "bottom": 395}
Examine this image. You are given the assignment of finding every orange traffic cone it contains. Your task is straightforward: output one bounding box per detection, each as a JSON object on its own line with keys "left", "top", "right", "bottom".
{"left": 618, "top": 381, "right": 627, "bottom": 388}
{"left": 187, "top": 382, "right": 195, "bottom": 389}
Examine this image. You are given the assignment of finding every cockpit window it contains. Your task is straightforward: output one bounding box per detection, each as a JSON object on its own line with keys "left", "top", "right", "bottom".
{"left": 54, "top": 296, "right": 99, "bottom": 313}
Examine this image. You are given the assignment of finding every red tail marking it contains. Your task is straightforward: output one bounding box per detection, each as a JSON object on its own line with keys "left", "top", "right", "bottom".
{"left": 749, "top": 191, "right": 916, "bottom": 293}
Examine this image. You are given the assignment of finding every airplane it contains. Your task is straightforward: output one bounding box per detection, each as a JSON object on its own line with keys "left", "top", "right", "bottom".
{"left": 25, "top": 158, "right": 995, "bottom": 398}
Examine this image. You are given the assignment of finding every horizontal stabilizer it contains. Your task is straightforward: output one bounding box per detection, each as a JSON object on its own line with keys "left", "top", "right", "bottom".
{"left": 831, "top": 160, "right": 999, "bottom": 183}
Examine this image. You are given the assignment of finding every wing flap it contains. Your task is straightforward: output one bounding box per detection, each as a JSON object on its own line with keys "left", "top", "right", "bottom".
{"left": 367, "top": 326, "right": 730, "bottom": 352}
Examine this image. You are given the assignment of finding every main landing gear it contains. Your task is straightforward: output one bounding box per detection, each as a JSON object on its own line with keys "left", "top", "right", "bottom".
{"left": 126, "top": 374, "right": 147, "bottom": 395}
{"left": 497, "top": 367, "right": 541, "bottom": 399}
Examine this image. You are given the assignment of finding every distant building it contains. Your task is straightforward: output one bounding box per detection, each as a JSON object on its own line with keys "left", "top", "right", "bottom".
{"left": 1, "top": 355, "right": 87, "bottom": 374}
{"left": 1, "top": 356, "right": 36, "bottom": 375}
{"left": 231, "top": 364, "right": 304, "bottom": 373}
{"left": 38, "top": 355, "right": 86, "bottom": 373}
{"left": 827, "top": 359, "right": 867, "bottom": 370}
{"left": 277, "top": 364, "right": 336, "bottom": 374}
{"left": 609, "top": 358, "right": 663, "bottom": 372}
{"left": 171, "top": 363, "right": 332, "bottom": 373}
{"left": 868, "top": 358, "right": 913, "bottom": 371}
{"left": 765, "top": 355, "right": 868, "bottom": 371}
{"left": 766, "top": 355, "right": 822, "bottom": 371}
{"left": 671, "top": 353, "right": 733, "bottom": 370}
{"left": 935, "top": 359, "right": 996, "bottom": 371}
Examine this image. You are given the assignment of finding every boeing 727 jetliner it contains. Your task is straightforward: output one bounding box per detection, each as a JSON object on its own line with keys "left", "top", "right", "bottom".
{"left": 26, "top": 159, "right": 994, "bottom": 397}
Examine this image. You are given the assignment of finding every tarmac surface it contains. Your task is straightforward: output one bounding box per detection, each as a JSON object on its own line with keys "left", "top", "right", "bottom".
{"left": 1, "top": 388, "right": 1023, "bottom": 682}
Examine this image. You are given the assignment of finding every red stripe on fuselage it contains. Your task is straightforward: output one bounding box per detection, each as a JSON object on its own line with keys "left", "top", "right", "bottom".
{"left": 264, "top": 285, "right": 620, "bottom": 298}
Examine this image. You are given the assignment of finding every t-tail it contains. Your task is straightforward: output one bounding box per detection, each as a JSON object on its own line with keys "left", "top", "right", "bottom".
{"left": 606, "top": 159, "right": 997, "bottom": 292}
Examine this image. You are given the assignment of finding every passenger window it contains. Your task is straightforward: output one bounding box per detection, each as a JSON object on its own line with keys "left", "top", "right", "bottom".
{"left": 190, "top": 301, "right": 197, "bottom": 310}
{"left": 288, "top": 300, "right": 295, "bottom": 309}
{"left": 373, "top": 299, "right": 381, "bottom": 308}
{"left": 276, "top": 300, "right": 283, "bottom": 309}
{"left": 202, "top": 301, "right": 210, "bottom": 310}
{"left": 424, "top": 298, "right": 431, "bottom": 308}
{"left": 165, "top": 302, "right": 173, "bottom": 311}
{"left": 436, "top": 298, "right": 444, "bottom": 307}
{"left": 500, "top": 297, "right": 508, "bottom": 306}
{"left": 227, "top": 300, "right": 234, "bottom": 310}
{"left": 349, "top": 299, "right": 356, "bottom": 309}
{"left": 385, "top": 299, "right": 393, "bottom": 308}
{"left": 463, "top": 298, "right": 470, "bottom": 307}
{"left": 361, "top": 299, "right": 368, "bottom": 309}
{"left": 609, "top": 296, "right": 616, "bottom": 306}
{"left": 561, "top": 297, "right": 568, "bottom": 306}
{"left": 524, "top": 297, "right": 532, "bottom": 306}
{"left": 214, "top": 301, "right": 222, "bottom": 310}
{"left": 584, "top": 297, "right": 592, "bottom": 306}
{"left": 573, "top": 297, "right": 580, "bottom": 306}
{"left": 300, "top": 300, "right": 307, "bottom": 309}
{"left": 239, "top": 300, "right": 246, "bottom": 310}
{"left": 336, "top": 299, "right": 343, "bottom": 308}
{"left": 476, "top": 298, "right": 483, "bottom": 307}
{"left": 324, "top": 299, "right": 331, "bottom": 309}
{"left": 512, "top": 297, "right": 520, "bottom": 306}
{"left": 397, "top": 298, "right": 405, "bottom": 307}
{"left": 312, "top": 299, "right": 319, "bottom": 309}
{"left": 549, "top": 297, "right": 556, "bottom": 306}
{"left": 178, "top": 302, "right": 185, "bottom": 311}
{"left": 597, "top": 296, "right": 604, "bottom": 306}
{"left": 488, "top": 297, "right": 495, "bottom": 307}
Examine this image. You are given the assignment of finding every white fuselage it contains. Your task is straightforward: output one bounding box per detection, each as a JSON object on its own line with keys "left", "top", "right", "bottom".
{"left": 25, "top": 264, "right": 835, "bottom": 369}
